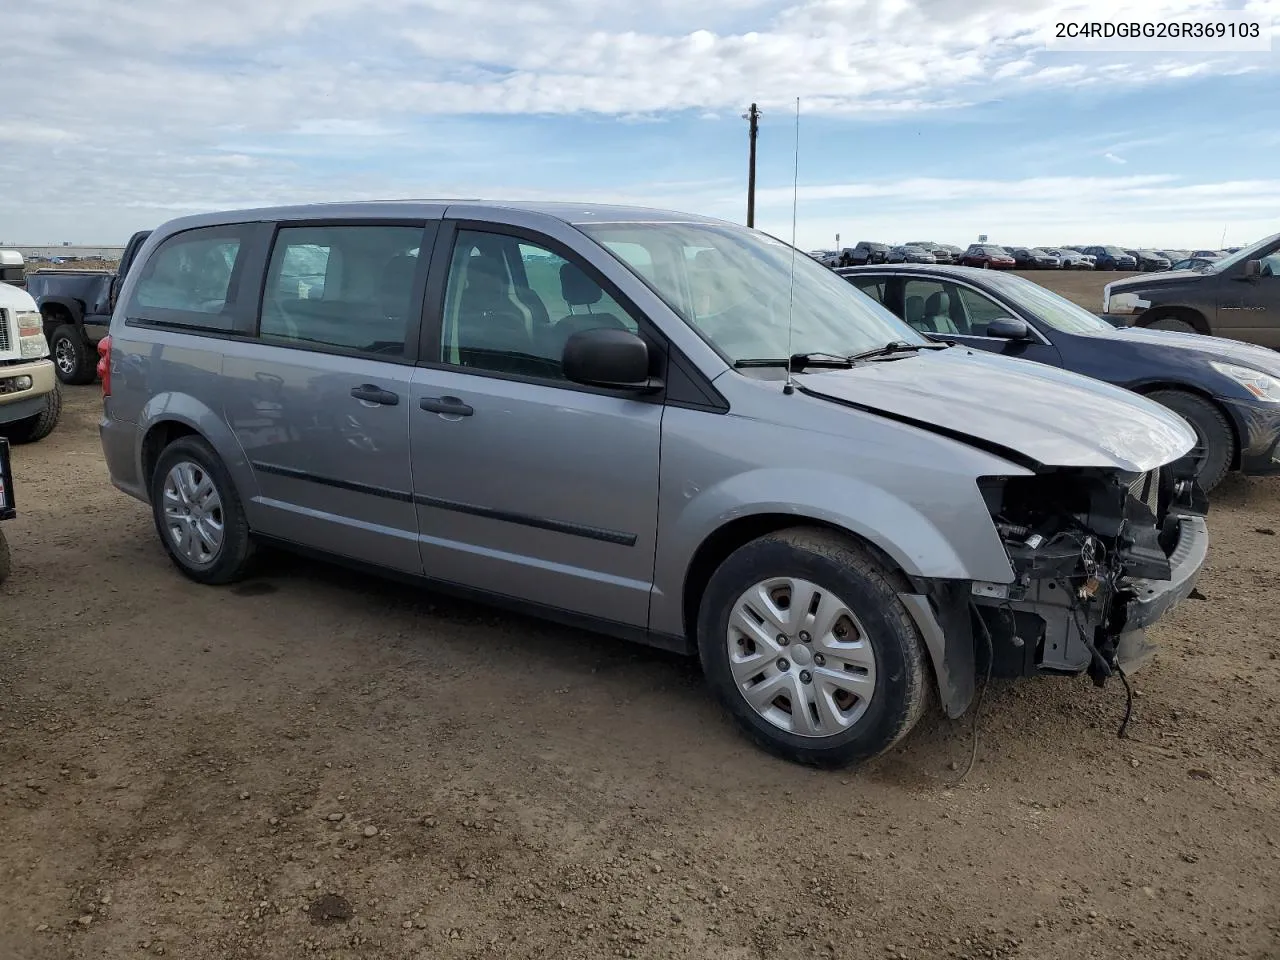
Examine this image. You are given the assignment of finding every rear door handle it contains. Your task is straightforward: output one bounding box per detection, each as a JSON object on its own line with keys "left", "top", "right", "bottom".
{"left": 420, "top": 396, "right": 474, "bottom": 417}
{"left": 351, "top": 384, "right": 399, "bottom": 406}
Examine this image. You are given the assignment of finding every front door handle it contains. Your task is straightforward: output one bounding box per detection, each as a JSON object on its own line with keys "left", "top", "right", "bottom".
{"left": 351, "top": 384, "right": 399, "bottom": 406}
{"left": 420, "top": 396, "right": 474, "bottom": 417}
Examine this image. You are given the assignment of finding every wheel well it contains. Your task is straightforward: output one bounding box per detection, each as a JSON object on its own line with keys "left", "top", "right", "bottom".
{"left": 1137, "top": 305, "right": 1209, "bottom": 335}
{"left": 140, "top": 421, "right": 201, "bottom": 493}
{"left": 1131, "top": 382, "right": 1241, "bottom": 469}
{"left": 681, "top": 514, "right": 907, "bottom": 641}
{"left": 41, "top": 303, "right": 73, "bottom": 337}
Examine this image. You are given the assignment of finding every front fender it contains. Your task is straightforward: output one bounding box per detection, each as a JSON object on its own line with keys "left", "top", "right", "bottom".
{"left": 650, "top": 465, "right": 1018, "bottom": 638}
{"left": 136, "top": 391, "right": 258, "bottom": 505}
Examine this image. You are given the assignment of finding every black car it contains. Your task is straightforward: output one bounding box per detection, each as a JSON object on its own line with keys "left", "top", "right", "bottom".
{"left": 838, "top": 263, "right": 1280, "bottom": 491}
{"left": 885, "top": 244, "right": 935, "bottom": 264}
{"left": 1009, "top": 247, "right": 1061, "bottom": 269}
{"left": 1124, "top": 249, "right": 1172, "bottom": 272}
{"left": 1083, "top": 246, "right": 1138, "bottom": 270}
{"left": 840, "top": 241, "right": 890, "bottom": 266}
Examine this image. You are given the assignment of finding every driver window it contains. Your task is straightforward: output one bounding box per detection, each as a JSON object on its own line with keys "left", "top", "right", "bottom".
{"left": 440, "top": 230, "right": 638, "bottom": 380}
{"left": 1259, "top": 250, "right": 1280, "bottom": 277}
{"left": 955, "top": 287, "right": 1012, "bottom": 336}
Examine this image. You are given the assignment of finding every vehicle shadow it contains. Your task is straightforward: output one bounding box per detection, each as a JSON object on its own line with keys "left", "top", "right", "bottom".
{"left": 233, "top": 546, "right": 1138, "bottom": 791}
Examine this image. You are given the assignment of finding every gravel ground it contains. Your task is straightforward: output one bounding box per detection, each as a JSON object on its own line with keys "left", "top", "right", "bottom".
{"left": 2, "top": 277, "right": 1278, "bottom": 959}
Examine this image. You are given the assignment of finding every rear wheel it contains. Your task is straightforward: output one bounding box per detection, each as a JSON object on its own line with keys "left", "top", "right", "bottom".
{"left": 1, "top": 383, "right": 62, "bottom": 444}
{"left": 697, "top": 528, "right": 930, "bottom": 768}
{"left": 49, "top": 325, "right": 98, "bottom": 384}
{"left": 150, "top": 436, "right": 254, "bottom": 584}
{"left": 1147, "top": 389, "right": 1233, "bottom": 492}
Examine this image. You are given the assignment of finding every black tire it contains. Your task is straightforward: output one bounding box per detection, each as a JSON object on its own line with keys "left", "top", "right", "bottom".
{"left": 150, "top": 435, "right": 254, "bottom": 584}
{"left": 49, "top": 325, "right": 97, "bottom": 385}
{"left": 1, "top": 382, "right": 62, "bottom": 444}
{"left": 1145, "top": 314, "right": 1198, "bottom": 335}
{"left": 0, "top": 528, "right": 10, "bottom": 585}
{"left": 1146, "top": 389, "right": 1233, "bottom": 493}
{"left": 697, "top": 527, "right": 931, "bottom": 768}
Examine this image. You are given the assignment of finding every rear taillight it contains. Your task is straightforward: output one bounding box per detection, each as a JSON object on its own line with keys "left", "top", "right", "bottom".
{"left": 97, "top": 335, "right": 111, "bottom": 396}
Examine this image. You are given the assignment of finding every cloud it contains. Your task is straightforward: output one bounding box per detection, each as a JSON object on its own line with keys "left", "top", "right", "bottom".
{"left": 0, "top": 122, "right": 80, "bottom": 144}
{"left": 292, "top": 119, "right": 396, "bottom": 137}
{"left": 0, "top": 0, "right": 1274, "bottom": 240}
{"left": 1103, "top": 152, "right": 1127, "bottom": 164}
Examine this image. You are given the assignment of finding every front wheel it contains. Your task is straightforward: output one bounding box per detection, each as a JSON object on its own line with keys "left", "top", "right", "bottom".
{"left": 697, "top": 528, "right": 931, "bottom": 768}
{"left": 1146, "top": 389, "right": 1234, "bottom": 493}
{"left": 150, "top": 436, "right": 255, "bottom": 584}
{"left": 1, "top": 383, "right": 62, "bottom": 444}
{"left": 1145, "top": 314, "right": 1198, "bottom": 335}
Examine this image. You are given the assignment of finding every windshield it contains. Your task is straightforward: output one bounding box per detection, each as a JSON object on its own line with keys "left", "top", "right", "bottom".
{"left": 1206, "top": 232, "right": 1280, "bottom": 274}
{"left": 981, "top": 272, "right": 1114, "bottom": 335}
{"left": 1102, "top": 246, "right": 1127, "bottom": 256}
{"left": 579, "top": 221, "right": 925, "bottom": 362}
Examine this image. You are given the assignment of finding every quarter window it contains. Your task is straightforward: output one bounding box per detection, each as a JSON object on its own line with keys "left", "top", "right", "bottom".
{"left": 259, "top": 225, "right": 425, "bottom": 357}
{"left": 128, "top": 226, "right": 248, "bottom": 330}
{"left": 440, "top": 230, "right": 638, "bottom": 380}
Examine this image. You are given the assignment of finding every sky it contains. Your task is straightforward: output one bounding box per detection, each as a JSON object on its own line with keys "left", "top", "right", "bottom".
{"left": 1, "top": 0, "right": 1278, "bottom": 250}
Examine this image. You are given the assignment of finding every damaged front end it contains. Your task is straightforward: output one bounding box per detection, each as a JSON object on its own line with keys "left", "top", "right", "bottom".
{"left": 969, "top": 456, "right": 1209, "bottom": 689}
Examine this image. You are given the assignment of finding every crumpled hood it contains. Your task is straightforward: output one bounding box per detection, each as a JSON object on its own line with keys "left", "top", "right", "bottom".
{"left": 1110, "top": 325, "right": 1280, "bottom": 376}
{"left": 0, "top": 281, "right": 37, "bottom": 312}
{"left": 795, "top": 347, "right": 1195, "bottom": 473}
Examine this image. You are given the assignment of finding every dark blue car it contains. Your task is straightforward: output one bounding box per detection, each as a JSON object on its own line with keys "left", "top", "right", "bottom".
{"left": 836, "top": 264, "right": 1280, "bottom": 491}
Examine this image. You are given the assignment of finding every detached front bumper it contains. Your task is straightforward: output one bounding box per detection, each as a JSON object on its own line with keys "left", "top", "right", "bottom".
{"left": 1114, "top": 514, "right": 1208, "bottom": 674}
{"left": 1123, "top": 515, "right": 1209, "bottom": 631}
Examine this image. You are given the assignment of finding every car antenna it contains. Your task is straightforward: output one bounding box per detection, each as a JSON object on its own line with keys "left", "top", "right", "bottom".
{"left": 784, "top": 96, "right": 800, "bottom": 395}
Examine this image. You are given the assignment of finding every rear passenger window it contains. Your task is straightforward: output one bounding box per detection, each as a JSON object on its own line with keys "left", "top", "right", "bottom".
{"left": 128, "top": 226, "right": 248, "bottom": 330}
{"left": 260, "top": 225, "right": 425, "bottom": 357}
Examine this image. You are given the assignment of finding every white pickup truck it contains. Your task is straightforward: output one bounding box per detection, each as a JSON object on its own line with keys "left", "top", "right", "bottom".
{"left": 0, "top": 280, "right": 61, "bottom": 444}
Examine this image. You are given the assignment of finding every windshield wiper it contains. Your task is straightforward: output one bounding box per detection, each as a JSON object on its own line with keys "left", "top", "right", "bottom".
{"left": 847, "top": 340, "right": 948, "bottom": 362}
{"left": 733, "top": 352, "right": 855, "bottom": 371}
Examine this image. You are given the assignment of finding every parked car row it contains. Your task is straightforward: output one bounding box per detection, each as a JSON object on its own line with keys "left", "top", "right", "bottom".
{"left": 816, "top": 242, "right": 1239, "bottom": 275}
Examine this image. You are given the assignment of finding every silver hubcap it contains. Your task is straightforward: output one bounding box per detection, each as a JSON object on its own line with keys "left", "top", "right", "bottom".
{"left": 726, "top": 577, "right": 877, "bottom": 738}
{"left": 54, "top": 338, "right": 75, "bottom": 374}
{"left": 162, "top": 461, "right": 224, "bottom": 566}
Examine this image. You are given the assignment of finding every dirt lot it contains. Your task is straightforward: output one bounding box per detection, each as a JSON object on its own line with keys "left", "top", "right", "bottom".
{"left": 2, "top": 275, "right": 1279, "bottom": 959}
{"left": 1013, "top": 269, "right": 1131, "bottom": 310}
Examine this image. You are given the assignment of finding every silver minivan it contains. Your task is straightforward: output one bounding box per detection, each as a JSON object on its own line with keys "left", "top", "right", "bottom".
{"left": 99, "top": 201, "right": 1209, "bottom": 767}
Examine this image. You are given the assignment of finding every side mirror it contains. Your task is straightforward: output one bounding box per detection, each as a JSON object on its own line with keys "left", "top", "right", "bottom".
{"left": 986, "top": 317, "right": 1031, "bottom": 340}
{"left": 1244, "top": 259, "right": 1262, "bottom": 279}
{"left": 563, "top": 327, "right": 659, "bottom": 392}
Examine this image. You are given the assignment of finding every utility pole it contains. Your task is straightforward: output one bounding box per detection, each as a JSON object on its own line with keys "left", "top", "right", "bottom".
{"left": 743, "top": 103, "right": 760, "bottom": 228}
